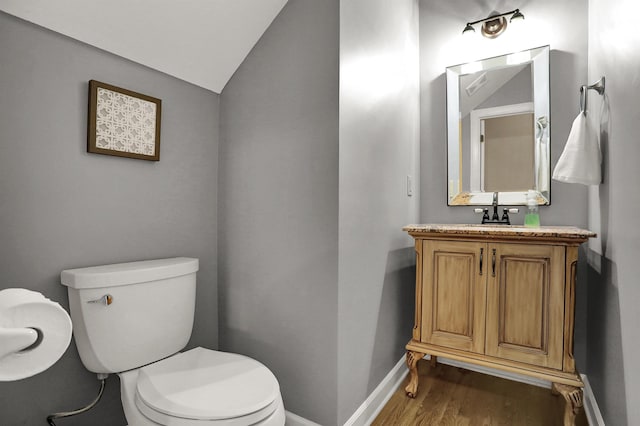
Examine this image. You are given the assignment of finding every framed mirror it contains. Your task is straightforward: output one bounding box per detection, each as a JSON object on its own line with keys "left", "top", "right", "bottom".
{"left": 446, "top": 46, "right": 550, "bottom": 206}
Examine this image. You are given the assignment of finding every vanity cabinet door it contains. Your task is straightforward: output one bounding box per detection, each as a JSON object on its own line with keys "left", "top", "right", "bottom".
{"left": 485, "top": 243, "right": 565, "bottom": 369}
{"left": 421, "top": 240, "right": 486, "bottom": 354}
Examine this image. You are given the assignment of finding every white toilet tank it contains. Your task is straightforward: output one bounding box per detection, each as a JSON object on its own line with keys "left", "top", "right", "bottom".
{"left": 61, "top": 258, "right": 199, "bottom": 374}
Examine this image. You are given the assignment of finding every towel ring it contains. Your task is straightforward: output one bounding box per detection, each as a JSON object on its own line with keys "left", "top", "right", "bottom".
{"left": 580, "top": 76, "right": 605, "bottom": 116}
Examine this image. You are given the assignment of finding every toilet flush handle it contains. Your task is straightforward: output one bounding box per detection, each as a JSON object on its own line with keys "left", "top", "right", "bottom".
{"left": 87, "top": 295, "right": 113, "bottom": 306}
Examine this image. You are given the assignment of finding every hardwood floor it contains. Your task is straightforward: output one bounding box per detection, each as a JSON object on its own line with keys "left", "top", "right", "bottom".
{"left": 372, "top": 359, "right": 588, "bottom": 425}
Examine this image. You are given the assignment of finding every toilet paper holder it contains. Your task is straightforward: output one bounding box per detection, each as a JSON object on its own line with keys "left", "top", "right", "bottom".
{"left": 0, "top": 326, "right": 42, "bottom": 359}
{"left": 0, "top": 288, "right": 73, "bottom": 382}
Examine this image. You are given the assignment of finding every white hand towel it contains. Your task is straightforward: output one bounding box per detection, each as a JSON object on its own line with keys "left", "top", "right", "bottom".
{"left": 552, "top": 113, "right": 601, "bottom": 185}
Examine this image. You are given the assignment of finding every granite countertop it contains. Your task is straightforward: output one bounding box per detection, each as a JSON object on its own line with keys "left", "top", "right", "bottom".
{"left": 403, "top": 224, "right": 596, "bottom": 240}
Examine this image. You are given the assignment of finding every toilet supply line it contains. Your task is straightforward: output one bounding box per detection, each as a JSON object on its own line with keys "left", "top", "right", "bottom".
{"left": 46, "top": 374, "right": 107, "bottom": 426}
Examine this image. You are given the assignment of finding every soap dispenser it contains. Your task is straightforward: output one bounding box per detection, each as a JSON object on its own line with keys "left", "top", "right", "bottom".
{"left": 524, "top": 190, "right": 540, "bottom": 228}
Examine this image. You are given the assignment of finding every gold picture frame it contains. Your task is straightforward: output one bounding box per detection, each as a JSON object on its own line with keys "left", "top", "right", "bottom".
{"left": 88, "top": 80, "right": 162, "bottom": 161}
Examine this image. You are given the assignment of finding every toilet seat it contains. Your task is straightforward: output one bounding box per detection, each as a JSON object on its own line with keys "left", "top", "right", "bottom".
{"left": 134, "top": 347, "right": 281, "bottom": 425}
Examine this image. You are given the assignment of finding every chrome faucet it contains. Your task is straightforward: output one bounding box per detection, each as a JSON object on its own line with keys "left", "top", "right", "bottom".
{"left": 492, "top": 192, "right": 499, "bottom": 221}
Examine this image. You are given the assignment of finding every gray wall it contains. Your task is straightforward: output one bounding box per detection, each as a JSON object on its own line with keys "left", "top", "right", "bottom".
{"left": 0, "top": 12, "right": 219, "bottom": 426}
{"left": 218, "top": 1, "right": 339, "bottom": 424}
{"left": 419, "top": 0, "right": 590, "bottom": 368}
{"left": 420, "top": 0, "right": 588, "bottom": 224}
{"left": 586, "top": 0, "right": 640, "bottom": 424}
{"left": 219, "top": 1, "right": 420, "bottom": 424}
{"left": 338, "top": 0, "right": 420, "bottom": 423}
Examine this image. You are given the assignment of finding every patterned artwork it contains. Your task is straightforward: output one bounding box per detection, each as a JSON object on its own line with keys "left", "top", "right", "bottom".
{"left": 95, "top": 88, "right": 157, "bottom": 155}
{"left": 88, "top": 80, "right": 161, "bottom": 161}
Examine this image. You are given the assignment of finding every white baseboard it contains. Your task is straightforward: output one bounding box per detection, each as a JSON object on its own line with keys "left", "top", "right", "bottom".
{"left": 582, "top": 374, "right": 605, "bottom": 426}
{"left": 343, "top": 356, "right": 408, "bottom": 426}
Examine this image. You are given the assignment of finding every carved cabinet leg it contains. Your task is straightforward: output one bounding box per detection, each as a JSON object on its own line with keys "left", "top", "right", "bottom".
{"left": 552, "top": 383, "right": 583, "bottom": 426}
{"left": 404, "top": 350, "right": 425, "bottom": 398}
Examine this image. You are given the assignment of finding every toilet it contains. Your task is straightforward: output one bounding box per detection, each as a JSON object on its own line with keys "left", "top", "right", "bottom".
{"left": 61, "top": 257, "right": 285, "bottom": 426}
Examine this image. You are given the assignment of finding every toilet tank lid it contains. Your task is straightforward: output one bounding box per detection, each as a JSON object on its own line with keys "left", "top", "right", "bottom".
{"left": 61, "top": 257, "right": 199, "bottom": 289}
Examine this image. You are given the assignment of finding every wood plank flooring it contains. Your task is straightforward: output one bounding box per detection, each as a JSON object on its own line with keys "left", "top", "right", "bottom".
{"left": 372, "top": 359, "right": 588, "bottom": 426}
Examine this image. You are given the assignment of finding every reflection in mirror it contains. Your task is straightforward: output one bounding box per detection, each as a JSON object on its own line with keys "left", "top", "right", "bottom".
{"left": 446, "top": 46, "right": 550, "bottom": 206}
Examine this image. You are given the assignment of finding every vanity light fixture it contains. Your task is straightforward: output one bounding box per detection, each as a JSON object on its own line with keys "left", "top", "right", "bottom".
{"left": 462, "top": 9, "right": 525, "bottom": 38}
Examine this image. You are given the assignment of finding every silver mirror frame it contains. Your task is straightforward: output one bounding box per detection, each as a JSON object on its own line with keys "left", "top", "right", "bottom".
{"left": 446, "top": 45, "right": 550, "bottom": 206}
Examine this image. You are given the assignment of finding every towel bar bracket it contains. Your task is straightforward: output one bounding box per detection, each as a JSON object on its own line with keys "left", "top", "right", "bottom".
{"left": 580, "top": 76, "right": 606, "bottom": 115}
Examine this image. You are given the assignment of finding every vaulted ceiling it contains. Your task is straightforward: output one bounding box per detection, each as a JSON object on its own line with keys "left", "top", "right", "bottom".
{"left": 0, "top": 0, "right": 289, "bottom": 93}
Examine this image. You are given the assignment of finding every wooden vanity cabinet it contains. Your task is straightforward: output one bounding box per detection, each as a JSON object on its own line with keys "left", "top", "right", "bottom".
{"left": 403, "top": 225, "right": 595, "bottom": 426}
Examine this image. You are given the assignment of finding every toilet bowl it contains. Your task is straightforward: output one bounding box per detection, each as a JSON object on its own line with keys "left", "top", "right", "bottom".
{"left": 119, "top": 348, "right": 285, "bottom": 426}
{"left": 60, "top": 258, "right": 285, "bottom": 426}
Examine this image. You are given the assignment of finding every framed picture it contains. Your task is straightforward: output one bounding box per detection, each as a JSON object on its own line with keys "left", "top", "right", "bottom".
{"left": 88, "top": 80, "right": 162, "bottom": 161}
